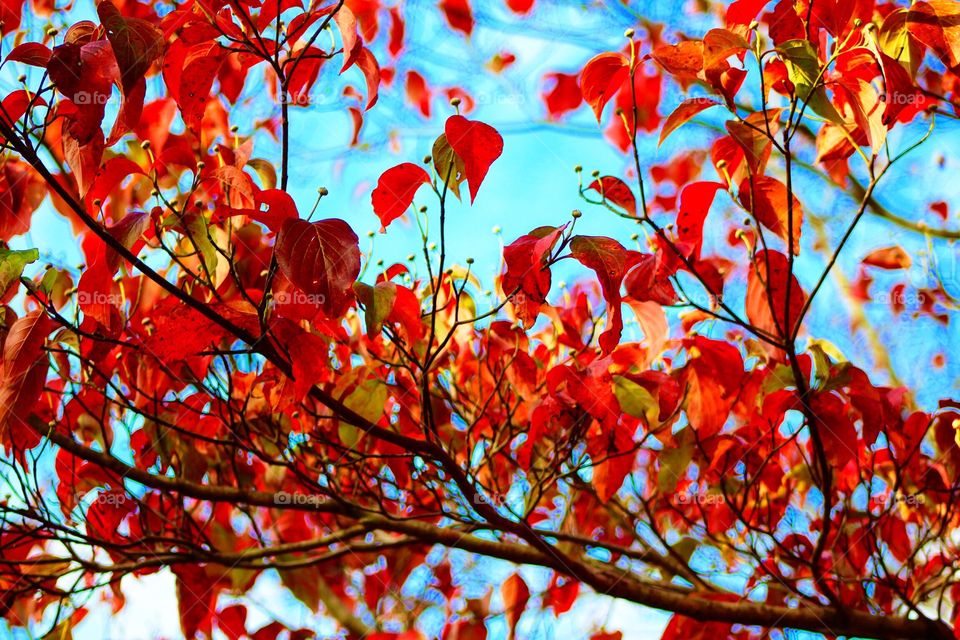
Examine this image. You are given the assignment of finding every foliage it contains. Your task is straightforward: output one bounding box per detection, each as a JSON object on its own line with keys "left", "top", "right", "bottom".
{"left": 0, "top": 0, "right": 957, "bottom": 638}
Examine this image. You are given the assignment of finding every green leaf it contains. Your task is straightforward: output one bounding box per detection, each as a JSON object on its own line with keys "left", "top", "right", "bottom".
{"left": 432, "top": 133, "right": 467, "bottom": 200}
{"left": 0, "top": 247, "right": 38, "bottom": 298}
{"left": 614, "top": 376, "right": 659, "bottom": 426}
{"left": 671, "top": 536, "right": 699, "bottom": 565}
{"left": 247, "top": 158, "right": 277, "bottom": 190}
{"left": 760, "top": 363, "right": 796, "bottom": 396}
{"left": 182, "top": 212, "right": 219, "bottom": 280}
{"left": 658, "top": 427, "right": 695, "bottom": 494}
{"left": 808, "top": 343, "right": 833, "bottom": 391}
{"left": 39, "top": 266, "right": 73, "bottom": 308}
{"left": 777, "top": 39, "right": 843, "bottom": 123}
{"left": 353, "top": 281, "right": 397, "bottom": 336}
{"left": 338, "top": 376, "right": 387, "bottom": 448}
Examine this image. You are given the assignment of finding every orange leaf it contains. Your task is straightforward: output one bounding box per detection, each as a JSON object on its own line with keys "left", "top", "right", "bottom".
{"left": 738, "top": 176, "right": 803, "bottom": 255}
{"left": 863, "top": 246, "right": 912, "bottom": 270}
{"left": 501, "top": 573, "right": 529, "bottom": 638}
{"left": 0, "top": 311, "right": 52, "bottom": 441}
{"left": 746, "top": 250, "right": 806, "bottom": 341}
{"left": 659, "top": 97, "right": 720, "bottom": 147}
{"left": 580, "top": 52, "right": 630, "bottom": 121}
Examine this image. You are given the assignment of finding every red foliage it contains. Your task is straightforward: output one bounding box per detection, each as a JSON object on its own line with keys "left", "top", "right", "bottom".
{"left": 0, "top": 1, "right": 955, "bottom": 639}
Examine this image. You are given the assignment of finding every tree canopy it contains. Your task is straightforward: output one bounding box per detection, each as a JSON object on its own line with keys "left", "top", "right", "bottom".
{"left": 0, "top": 0, "right": 958, "bottom": 638}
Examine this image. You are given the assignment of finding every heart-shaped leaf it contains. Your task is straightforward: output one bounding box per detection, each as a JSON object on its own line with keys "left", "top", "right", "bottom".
{"left": 445, "top": 115, "right": 503, "bottom": 203}
{"left": 276, "top": 218, "right": 361, "bottom": 319}
{"left": 371, "top": 162, "right": 431, "bottom": 230}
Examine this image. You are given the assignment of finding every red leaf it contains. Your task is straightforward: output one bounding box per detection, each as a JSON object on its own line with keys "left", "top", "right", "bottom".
{"left": 445, "top": 115, "right": 504, "bottom": 203}
{"left": 702, "top": 28, "right": 749, "bottom": 71}
{"left": 275, "top": 218, "right": 362, "bottom": 319}
{"left": 85, "top": 156, "right": 145, "bottom": 208}
{"left": 0, "top": 90, "right": 42, "bottom": 132}
{"left": 675, "top": 181, "right": 725, "bottom": 260}
{"left": 443, "top": 620, "right": 487, "bottom": 640}
{"left": 746, "top": 250, "right": 806, "bottom": 341}
{"left": 738, "top": 176, "right": 803, "bottom": 255}
{"left": 439, "top": 0, "right": 474, "bottom": 36}
{"left": 506, "top": 0, "right": 534, "bottom": 15}
{"left": 661, "top": 614, "right": 732, "bottom": 640}
{"left": 501, "top": 226, "right": 563, "bottom": 325}
{"left": 388, "top": 7, "right": 404, "bottom": 57}
{"left": 356, "top": 47, "right": 381, "bottom": 109}
{"left": 0, "top": 0, "right": 22, "bottom": 35}
{"left": 725, "top": 0, "right": 768, "bottom": 27}
{"left": 501, "top": 573, "right": 529, "bottom": 637}
{"left": 79, "top": 211, "right": 151, "bottom": 326}
{"left": 270, "top": 319, "right": 330, "bottom": 400}
{"left": 570, "top": 236, "right": 640, "bottom": 354}
{"left": 217, "top": 604, "right": 248, "bottom": 640}
{"left": 5, "top": 42, "right": 52, "bottom": 67}
{"left": 544, "top": 574, "right": 579, "bottom": 615}
{"left": 174, "top": 565, "right": 220, "bottom": 640}
{"left": 371, "top": 163, "right": 432, "bottom": 230}
{"left": 0, "top": 160, "right": 45, "bottom": 240}
{"left": 140, "top": 298, "right": 234, "bottom": 362}
{"left": 810, "top": 392, "right": 859, "bottom": 469}
{"left": 605, "top": 66, "right": 662, "bottom": 150}
{"left": 172, "top": 43, "right": 224, "bottom": 132}
{"left": 334, "top": 4, "right": 360, "bottom": 72}
{"left": 48, "top": 40, "right": 120, "bottom": 143}
{"left": 659, "top": 98, "right": 719, "bottom": 147}
{"left": 0, "top": 311, "right": 52, "bottom": 442}
{"left": 579, "top": 52, "right": 630, "bottom": 121}
{"left": 875, "top": 49, "right": 924, "bottom": 124}
{"left": 587, "top": 176, "right": 636, "bottom": 216}
{"left": 252, "top": 189, "right": 299, "bottom": 231}
{"left": 542, "top": 72, "right": 583, "bottom": 120}
{"left": 405, "top": 70, "right": 432, "bottom": 117}
{"left": 97, "top": 0, "right": 164, "bottom": 93}
{"left": 589, "top": 421, "right": 636, "bottom": 502}
{"left": 624, "top": 252, "right": 678, "bottom": 305}
{"left": 680, "top": 336, "right": 744, "bottom": 437}
{"left": 863, "top": 246, "right": 912, "bottom": 270}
